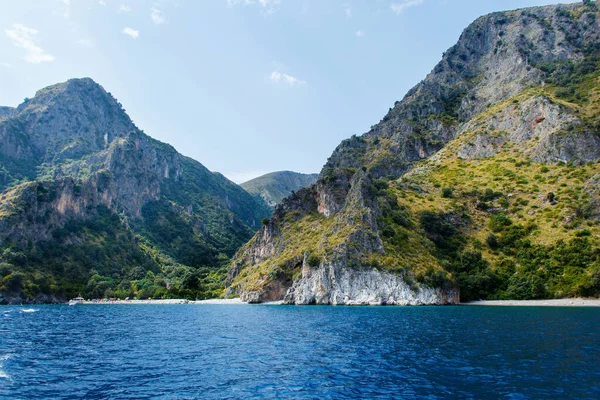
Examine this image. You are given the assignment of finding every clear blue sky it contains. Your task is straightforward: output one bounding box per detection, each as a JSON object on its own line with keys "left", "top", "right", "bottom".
{"left": 0, "top": 0, "right": 578, "bottom": 183}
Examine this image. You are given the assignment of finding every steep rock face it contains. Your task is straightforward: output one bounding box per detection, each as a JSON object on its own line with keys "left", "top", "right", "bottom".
{"left": 227, "top": 186, "right": 320, "bottom": 287}
{"left": 228, "top": 2, "right": 600, "bottom": 304}
{"left": 455, "top": 95, "right": 600, "bottom": 163}
{"left": 283, "top": 260, "right": 458, "bottom": 306}
{"left": 321, "top": 2, "right": 600, "bottom": 202}
{"left": 15, "top": 78, "right": 134, "bottom": 162}
{"left": 0, "top": 79, "right": 135, "bottom": 188}
{"left": 0, "top": 179, "right": 100, "bottom": 244}
{"left": 84, "top": 131, "right": 182, "bottom": 218}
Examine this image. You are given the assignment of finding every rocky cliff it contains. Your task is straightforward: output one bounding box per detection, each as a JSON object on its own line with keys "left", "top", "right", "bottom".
{"left": 228, "top": 1, "right": 600, "bottom": 304}
{"left": 0, "top": 78, "right": 270, "bottom": 303}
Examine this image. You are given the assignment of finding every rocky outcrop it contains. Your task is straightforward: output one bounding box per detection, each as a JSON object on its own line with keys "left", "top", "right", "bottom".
{"left": 585, "top": 173, "right": 600, "bottom": 220}
{"left": 283, "top": 257, "right": 458, "bottom": 306}
{"left": 456, "top": 95, "right": 600, "bottom": 163}
{"left": 0, "top": 179, "right": 100, "bottom": 244}
{"left": 0, "top": 293, "right": 62, "bottom": 305}
{"left": 15, "top": 78, "right": 135, "bottom": 162}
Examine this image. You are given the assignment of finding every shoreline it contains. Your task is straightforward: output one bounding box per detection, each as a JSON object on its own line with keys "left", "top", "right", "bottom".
{"left": 461, "top": 298, "right": 600, "bottom": 307}
{"left": 6, "top": 298, "right": 600, "bottom": 307}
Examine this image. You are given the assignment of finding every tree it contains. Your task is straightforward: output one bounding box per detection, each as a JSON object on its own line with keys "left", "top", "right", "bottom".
{"left": 261, "top": 217, "right": 269, "bottom": 226}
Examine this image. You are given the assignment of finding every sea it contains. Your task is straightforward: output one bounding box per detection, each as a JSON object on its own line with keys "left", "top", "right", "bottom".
{"left": 1, "top": 305, "right": 599, "bottom": 399}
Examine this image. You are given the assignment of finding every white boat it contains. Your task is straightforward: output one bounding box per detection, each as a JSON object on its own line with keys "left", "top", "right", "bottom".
{"left": 69, "top": 295, "right": 85, "bottom": 306}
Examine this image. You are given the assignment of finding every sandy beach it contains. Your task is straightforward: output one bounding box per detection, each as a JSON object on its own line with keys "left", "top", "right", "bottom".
{"left": 72, "top": 298, "right": 286, "bottom": 305}
{"left": 78, "top": 299, "right": 195, "bottom": 305}
{"left": 75, "top": 299, "right": 242, "bottom": 305}
{"left": 72, "top": 298, "right": 600, "bottom": 306}
{"left": 195, "top": 299, "right": 283, "bottom": 305}
{"left": 195, "top": 298, "right": 246, "bottom": 305}
{"left": 462, "top": 298, "right": 600, "bottom": 307}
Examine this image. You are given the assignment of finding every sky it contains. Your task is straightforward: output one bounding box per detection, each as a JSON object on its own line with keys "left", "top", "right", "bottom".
{"left": 0, "top": 0, "right": 579, "bottom": 183}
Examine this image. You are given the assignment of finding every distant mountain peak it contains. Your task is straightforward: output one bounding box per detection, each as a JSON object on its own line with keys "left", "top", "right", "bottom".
{"left": 241, "top": 171, "right": 318, "bottom": 209}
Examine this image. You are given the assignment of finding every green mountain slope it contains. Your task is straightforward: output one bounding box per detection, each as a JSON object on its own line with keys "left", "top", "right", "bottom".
{"left": 241, "top": 171, "right": 318, "bottom": 211}
{"left": 0, "top": 78, "right": 270, "bottom": 303}
{"left": 227, "top": 1, "right": 600, "bottom": 304}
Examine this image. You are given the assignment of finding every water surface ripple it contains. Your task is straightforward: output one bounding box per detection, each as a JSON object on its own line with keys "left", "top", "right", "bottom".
{"left": 1, "top": 305, "right": 599, "bottom": 399}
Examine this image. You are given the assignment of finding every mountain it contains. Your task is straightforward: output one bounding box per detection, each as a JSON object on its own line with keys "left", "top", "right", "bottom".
{"left": 227, "top": 1, "right": 600, "bottom": 304}
{"left": 0, "top": 78, "right": 270, "bottom": 303}
{"left": 241, "top": 171, "right": 318, "bottom": 211}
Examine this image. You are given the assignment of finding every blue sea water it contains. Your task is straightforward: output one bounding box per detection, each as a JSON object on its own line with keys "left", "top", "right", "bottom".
{"left": 1, "top": 305, "right": 599, "bottom": 399}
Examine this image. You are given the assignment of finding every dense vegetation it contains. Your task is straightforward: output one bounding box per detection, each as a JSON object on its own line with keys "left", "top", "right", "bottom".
{"left": 0, "top": 204, "right": 229, "bottom": 301}
{"left": 0, "top": 79, "right": 270, "bottom": 303}
{"left": 385, "top": 53, "right": 600, "bottom": 301}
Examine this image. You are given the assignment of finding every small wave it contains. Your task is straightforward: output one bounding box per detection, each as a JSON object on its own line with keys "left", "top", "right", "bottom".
{"left": 0, "top": 354, "right": 12, "bottom": 380}
{"left": 22, "top": 309, "right": 38, "bottom": 313}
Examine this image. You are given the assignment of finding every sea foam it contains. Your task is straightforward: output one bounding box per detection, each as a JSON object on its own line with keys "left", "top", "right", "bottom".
{"left": 0, "top": 354, "right": 12, "bottom": 380}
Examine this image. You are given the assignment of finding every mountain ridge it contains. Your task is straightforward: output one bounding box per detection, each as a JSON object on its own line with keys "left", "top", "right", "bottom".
{"left": 0, "top": 78, "right": 270, "bottom": 303}
{"left": 227, "top": 1, "right": 600, "bottom": 304}
{"left": 240, "top": 171, "right": 318, "bottom": 211}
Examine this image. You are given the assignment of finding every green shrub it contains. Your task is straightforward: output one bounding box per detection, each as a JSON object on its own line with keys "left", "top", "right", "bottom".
{"left": 450, "top": 251, "right": 499, "bottom": 301}
{"left": 307, "top": 254, "right": 321, "bottom": 268}
{"left": 488, "top": 213, "right": 513, "bottom": 232}
{"left": 382, "top": 225, "right": 396, "bottom": 238}
{"left": 486, "top": 234, "right": 499, "bottom": 249}
{"left": 441, "top": 188, "right": 454, "bottom": 198}
{"left": 391, "top": 209, "right": 412, "bottom": 228}
{"left": 481, "top": 188, "right": 502, "bottom": 202}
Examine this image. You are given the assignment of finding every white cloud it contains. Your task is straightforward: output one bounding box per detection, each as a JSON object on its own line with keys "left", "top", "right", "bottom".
{"left": 391, "top": 0, "right": 424, "bottom": 14}
{"left": 0, "top": 62, "right": 11, "bottom": 68}
{"left": 99, "top": 0, "right": 107, "bottom": 6}
{"left": 5, "top": 24, "right": 55, "bottom": 64}
{"left": 119, "top": 4, "right": 131, "bottom": 12}
{"left": 270, "top": 71, "right": 306, "bottom": 86}
{"left": 151, "top": 7, "right": 166, "bottom": 24}
{"left": 355, "top": 30, "right": 365, "bottom": 37}
{"left": 122, "top": 27, "right": 139, "bottom": 39}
